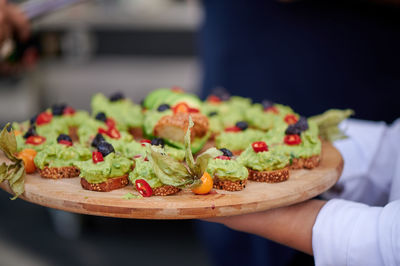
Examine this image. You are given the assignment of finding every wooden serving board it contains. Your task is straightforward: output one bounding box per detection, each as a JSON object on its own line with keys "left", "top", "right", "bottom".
{"left": 0, "top": 142, "right": 343, "bottom": 219}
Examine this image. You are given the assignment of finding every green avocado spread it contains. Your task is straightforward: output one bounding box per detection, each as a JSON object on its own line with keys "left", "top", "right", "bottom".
{"left": 34, "top": 143, "right": 91, "bottom": 169}
{"left": 75, "top": 153, "right": 132, "bottom": 184}
{"left": 216, "top": 129, "right": 266, "bottom": 151}
{"left": 129, "top": 157, "right": 163, "bottom": 188}
{"left": 206, "top": 158, "right": 248, "bottom": 181}
{"left": 238, "top": 146, "right": 290, "bottom": 171}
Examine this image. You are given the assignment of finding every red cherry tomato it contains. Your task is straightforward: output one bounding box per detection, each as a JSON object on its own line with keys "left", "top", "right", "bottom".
{"left": 135, "top": 179, "right": 153, "bottom": 197}
{"left": 172, "top": 102, "right": 190, "bottom": 114}
{"left": 63, "top": 106, "right": 76, "bottom": 115}
{"left": 252, "top": 141, "right": 268, "bottom": 153}
{"left": 58, "top": 140, "right": 73, "bottom": 146}
{"left": 106, "top": 118, "right": 116, "bottom": 128}
{"left": 36, "top": 112, "right": 53, "bottom": 125}
{"left": 284, "top": 134, "right": 302, "bottom": 145}
{"left": 264, "top": 106, "right": 279, "bottom": 114}
{"left": 207, "top": 95, "right": 222, "bottom": 104}
{"left": 215, "top": 155, "right": 231, "bottom": 160}
{"left": 225, "top": 126, "right": 241, "bottom": 133}
{"left": 140, "top": 139, "right": 151, "bottom": 147}
{"left": 92, "top": 151, "right": 104, "bottom": 164}
{"left": 25, "top": 136, "right": 46, "bottom": 145}
{"left": 284, "top": 114, "right": 298, "bottom": 125}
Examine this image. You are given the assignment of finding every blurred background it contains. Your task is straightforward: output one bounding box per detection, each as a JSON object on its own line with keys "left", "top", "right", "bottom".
{"left": 1, "top": 0, "right": 399, "bottom": 265}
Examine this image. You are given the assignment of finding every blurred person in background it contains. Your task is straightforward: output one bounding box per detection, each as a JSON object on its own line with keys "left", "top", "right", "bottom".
{"left": 196, "top": 0, "right": 400, "bottom": 265}
{"left": 0, "top": 0, "right": 31, "bottom": 75}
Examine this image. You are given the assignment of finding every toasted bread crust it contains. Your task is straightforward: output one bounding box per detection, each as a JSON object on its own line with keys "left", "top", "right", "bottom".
{"left": 290, "top": 155, "right": 320, "bottom": 170}
{"left": 152, "top": 185, "right": 181, "bottom": 196}
{"left": 213, "top": 177, "right": 247, "bottom": 191}
{"left": 80, "top": 175, "right": 129, "bottom": 192}
{"left": 68, "top": 126, "right": 79, "bottom": 142}
{"left": 153, "top": 113, "right": 209, "bottom": 142}
{"left": 248, "top": 168, "right": 290, "bottom": 183}
{"left": 39, "top": 166, "right": 80, "bottom": 179}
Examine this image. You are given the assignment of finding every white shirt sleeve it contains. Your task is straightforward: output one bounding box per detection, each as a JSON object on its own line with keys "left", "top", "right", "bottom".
{"left": 312, "top": 199, "right": 400, "bottom": 266}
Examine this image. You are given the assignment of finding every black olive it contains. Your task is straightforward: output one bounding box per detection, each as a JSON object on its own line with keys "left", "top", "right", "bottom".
{"left": 109, "top": 92, "right": 125, "bottom": 102}
{"left": 6, "top": 125, "right": 12, "bottom": 132}
{"left": 285, "top": 125, "right": 302, "bottom": 135}
{"left": 235, "top": 121, "right": 248, "bottom": 131}
{"left": 151, "top": 138, "right": 165, "bottom": 148}
{"left": 29, "top": 114, "right": 38, "bottom": 125}
{"left": 208, "top": 111, "right": 218, "bottom": 117}
{"left": 51, "top": 103, "right": 67, "bottom": 116}
{"left": 91, "top": 133, "right": 106, "bottom": 148}
{"left": 157, "top": 104, "right": 170, "bottom": 112}
{"left": 57, "top": 134, "right": 72, "bottom": 143}
{"left": 95, "top": 112, "right": 107, "bottom": 122}
{"left": 97, "top": 142, "right": 115, "bottom": 157}
{"left": 285, "top": 116, "right": 309, "bottom": 135}
{"left": 296, "top": 116, "right": 309, "bottom": 131}
{"left": 23, "top": 126, "right": 37, "bottom": 139}
{"left": 219, "top": 148, "right": 233, "bottom": 157}
{"left": 262, "top": 99, "right": 274, "bottom": 109}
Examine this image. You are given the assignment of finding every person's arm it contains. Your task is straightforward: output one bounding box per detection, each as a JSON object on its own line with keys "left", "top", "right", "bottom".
{"left": 0, "top": 0, "right": 29, "bottom": 46}
{"left": 206, "top": 199, "right": 326, "bottom": 255}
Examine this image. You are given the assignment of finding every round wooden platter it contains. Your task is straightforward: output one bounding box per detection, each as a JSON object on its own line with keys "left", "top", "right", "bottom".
{"left": 0, "top": 142, "right": 343, "bottom": 220}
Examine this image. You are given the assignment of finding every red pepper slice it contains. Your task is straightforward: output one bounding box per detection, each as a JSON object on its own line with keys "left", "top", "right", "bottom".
{"left": 135, "top": 179, "right": 153, "bottom": 197}
{"left": 264, "top": 106, "right": 279, "bottom": 114}
{"left": 140, "top": 139, "right": 151, "bottom": 147}
{"left": 215, "top": 155, "right": 231, "bottom": 160}
{"left": 98, "top": 127, "right": 121, "bottom": 139}
{"left": 252, "top": 141, "right": 268, "bottom": 153}
{"left": 58, "top": 140, "right": 73, "bottom": 146}
{"left": 188, "top": 107, "right": 200, "bottom": 113}
{"left": 133, "top": 154, "right": 142, "bottom": 159}
{"left": 284, "top": 134, "right": 302, "bottom": 145}
{"left": 25, "top": 136, "right": 46, "bottom": 145}
{"left": 207, "top": 95, "right": 222, "bottom": 104}
{"left": 63, "top": 106, "right": 76, "bottom": 115}
{"left": 36, "top": 112, "right": 53, "bottom": 125}
{"left": 105, "top": 118, "right": 116, "bottom": 128}
{"left": 172, "top": 102, "right": 190, "bottom": 114}
{"left": 92, "top": 151, "right": 104, "bottom": 164}
{"left": 284, "top": 114, "right": 298, "bottom": 125}
{"left": 171, "top": 86, "right": 184, "bottom": 93}
{"left": 225, "top": 126, "right": 241, "bottom": 133}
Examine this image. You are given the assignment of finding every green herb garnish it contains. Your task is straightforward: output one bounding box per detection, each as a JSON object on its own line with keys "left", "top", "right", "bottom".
{"left": 0, "top": 123, "right": 25, "bottom": 199}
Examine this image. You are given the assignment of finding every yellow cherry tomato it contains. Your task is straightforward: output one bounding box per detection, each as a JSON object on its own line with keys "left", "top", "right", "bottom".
{"left": 17, "top": 149, "right": 37, "bottom": 174}
{"left": 192, "top": 172, "right": 213, "bottom": 195}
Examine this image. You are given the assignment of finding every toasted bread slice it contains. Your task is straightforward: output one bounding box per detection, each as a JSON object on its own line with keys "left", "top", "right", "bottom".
{"left": 154, "top": 113, "right": 209, "bottom": 143}
{"left": 290, "top": 155, "right": 320, "bottom": 170}
{"left": 80, "top": 175, "right": 129, "bottom": 192}
{"left": 39, "top": 166, "right": 80, "bottom": 179}
{"left": 213, "top": 177, "right": 247, "bottom": 191}
{"left": 248, "top": 168, "right": 289, "bottom": 183}
{"left": 152, "top": 185, "right": 181, "bottom": 196}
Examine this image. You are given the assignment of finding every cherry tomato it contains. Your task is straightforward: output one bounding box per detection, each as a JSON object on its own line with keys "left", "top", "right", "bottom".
{"left": 25, "top": 136, "right": 46, "bottom": 145}
{"left": 63, "top": 106, "right": 76, "bottom": 115}
{"left": 284, "top": 134, "right": 302, "bottom": 145}
{"left": 171, "top": 86, "right": 184, "bottom": 93}
{"left": 58, "top": 140, "right": 73, "bottom": 146}
{"left": 140, "top": 139, "right": 151, "bottom": 147}
{"left": 36, "top": 112, "right": 53, "bottom": 125}
{"left": 225, "top": 126, "right": 241, "bottom": 133}
{"left": 252, "top": 141, "right": 268, "bottom": 153}
{"left": 215, "top": 155, "right": 231, "bottom": 160}
{"left": 135, "top": 179, "right": 153, "bottom": 197}
{"left": 17, "top": 149, "right": 37, "bottom": 174}
{"left": 92, "top": 151, "right": 104, "bottom": 164}
{"left": 192, "top": 172, "right": 213, "bottom": 195}
{"left": 106, "top": 118, "right": 116, "bottom": 128}
{"left": 207, "top": 95, "right": 222, "bottom": 104}
{"left": 172, "top": 102, "right": 190, "bottom": 114}
{"left": 264, "top": 106, "right": 279, "bottom": 114}
{"left": 284, "top": 114, "right": 298, "bottom": 125}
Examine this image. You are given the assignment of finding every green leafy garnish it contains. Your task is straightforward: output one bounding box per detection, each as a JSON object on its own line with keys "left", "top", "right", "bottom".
{"left": 309, "top": 109, "right": 354, "bottom": 142}
{"left": 0, "top": 123, "right": 25, "bottom": 199}
{"left": 149, "top": 116, "right": 222, "bottom": 188}
{"left": 122, "top": 193, "right": 142, "bottom": 200}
